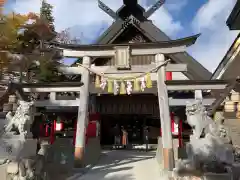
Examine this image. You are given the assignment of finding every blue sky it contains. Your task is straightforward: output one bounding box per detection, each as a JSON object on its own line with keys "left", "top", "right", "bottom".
{"left": 4, "top": 0, "right": 240, "bottom": 72}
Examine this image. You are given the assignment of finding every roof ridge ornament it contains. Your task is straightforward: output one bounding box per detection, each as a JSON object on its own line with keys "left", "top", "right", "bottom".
{"left": 98, "top": 0, "right": 165, "bottom": 20}
{"left": 98, "top": 0, "right": 117, "bottom": 20}
{"left": 143, "top": 0, "right": 165, "bottom": 18}
{"left": 122, "top": 15, "right": 141, "bottom": 30}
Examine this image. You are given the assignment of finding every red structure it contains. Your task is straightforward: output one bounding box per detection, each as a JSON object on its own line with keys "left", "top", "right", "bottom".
{"left": 166, "top": 72, "right": 172, "bottom": 81}
{"left": 73, "top": 112, "right": 100, "bottom": 145}
{"left": 160, "top": 112, "right": 183, "bottom": 148}
{"left": 72, "top": 121, "right": 88, "bottom": 145}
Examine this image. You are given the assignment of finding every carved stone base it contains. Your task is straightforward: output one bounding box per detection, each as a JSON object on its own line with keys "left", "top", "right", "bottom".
{"left": 0, "top": 137, "right": 37, "bottom": 163}
{"left": 0, "top": 164, "right": 8, "bottom": 180}
{"left": 0, "top": 135, "right": 25, "bottom": 161}
{"left": 186, "top": 138, "right": 234, "bottom": 165}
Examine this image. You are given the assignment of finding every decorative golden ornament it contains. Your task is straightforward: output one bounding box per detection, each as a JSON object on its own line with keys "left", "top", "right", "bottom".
{"left": 133, "top": 78, "right": 140, "bottom": 92}
{"left": 95, "top": 75, "right": 100, "bottom": 88}
{"left": 120, "top": 81, "right": 126, "bottom": 95}
{"left": 107, "top": 80, "right": 113, "bottom": 93}
{"left": 146, "top": 73, "right": 152, "bottom": 88}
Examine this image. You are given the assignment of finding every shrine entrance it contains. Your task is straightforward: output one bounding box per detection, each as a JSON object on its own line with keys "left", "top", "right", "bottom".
{"left": 96, "top": 94, "right": 160, "bottom": 146}
{"left": 100, "top": 114, "right": 160, "bottom": 146}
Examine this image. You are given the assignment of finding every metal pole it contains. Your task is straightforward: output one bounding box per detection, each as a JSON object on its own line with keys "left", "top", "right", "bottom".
{"left": 155, "top": 53, "right": 175, "bottom": 171}
{"left": 74, "top": 56, "right": 90, "bottom": 168}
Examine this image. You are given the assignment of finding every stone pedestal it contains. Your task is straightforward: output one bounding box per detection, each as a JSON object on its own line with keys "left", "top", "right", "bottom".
{"left": 0, "top": 135, "right": 25, "bottom": 161}
{"left": 186, "top": 136, "right": 234, "bottom": 166}
{"left": 0, "top": 137, "right": 35, "bottom": 180}
{"left": 0, "top": 164, "right": 7, "bottom": 180}
{"left": 0, "top": 136, "right": 37, "bottom": 162}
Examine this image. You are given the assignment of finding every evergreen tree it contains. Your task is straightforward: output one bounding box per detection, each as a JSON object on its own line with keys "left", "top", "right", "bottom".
{"left": 17, "top": 1, "right": 62, "bottom": 83}
{"left": 40, "top": 0, "right": 55, "bottom": 32}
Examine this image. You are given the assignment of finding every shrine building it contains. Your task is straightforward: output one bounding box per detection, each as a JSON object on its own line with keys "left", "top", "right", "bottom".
{"left": 1, "top": 0, "right": 240, "bottom": 170}
{"left": 48, "top": 0, "right": 214, "bottom": 146}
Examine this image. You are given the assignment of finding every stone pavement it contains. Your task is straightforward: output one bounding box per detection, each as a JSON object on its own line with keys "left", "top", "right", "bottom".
{"left": 71, "top": 150, "right": 162, "bottom": 180}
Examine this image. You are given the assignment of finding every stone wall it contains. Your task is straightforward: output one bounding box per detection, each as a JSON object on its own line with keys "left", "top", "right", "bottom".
{"left": 224, "top": 118, "right": 240, "bottom": 147}
{"left": 223, "top": 91, "right": 240, "bottom": 147}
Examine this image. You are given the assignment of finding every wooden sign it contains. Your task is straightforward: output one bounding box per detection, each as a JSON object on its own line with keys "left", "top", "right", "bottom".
{"left": 114, "top": 46, "right": 130, "bottom": 70}
{"left": 97, "top": 100, "right": 159, "bottom": 115}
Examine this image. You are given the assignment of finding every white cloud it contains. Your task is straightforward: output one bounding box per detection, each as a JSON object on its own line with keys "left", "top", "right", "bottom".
{"left": 189, "top": 0, "right": 239, "bottom": 72}
{"left": 11, "top": 0, "right": 184, "bottom": 66}
{"left": 148, "top": 5, "right": 183, "bottom": 36}
{"left": 14, "top": 0, "right": 41, "bottom": 15}
{"left": 13, "top": 0, "right": 114, "bottom": 31}
{"left": 12, "top": 0, "right": 183, "bottom": 36}
{"left": 167, "top": 0, "right": 188, "bottom": 13}
{"left": 11, "top": 0, "right": 237, "bottom": 72}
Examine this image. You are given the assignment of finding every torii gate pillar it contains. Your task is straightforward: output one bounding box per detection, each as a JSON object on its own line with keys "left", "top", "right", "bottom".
{"left": 74, "top": 56, "right": 91, "bottom": 168}
{"left": 155, "top": 53, "right": 175, "bottom": 171}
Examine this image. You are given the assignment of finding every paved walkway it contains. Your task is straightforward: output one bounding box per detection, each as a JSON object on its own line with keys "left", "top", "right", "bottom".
{"left": 74, "top": 150, "right": 162, "bottom": 180}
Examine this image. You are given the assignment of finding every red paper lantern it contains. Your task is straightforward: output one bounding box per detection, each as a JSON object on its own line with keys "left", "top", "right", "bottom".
{"left": 54, "top": 117, "right": 63, "bottom": 131}
{"left": 55, "top": 122, "right": 63, "bottom": 131}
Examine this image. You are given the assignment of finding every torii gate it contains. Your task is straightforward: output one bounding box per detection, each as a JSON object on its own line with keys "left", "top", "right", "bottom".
{"left": 53, "top": 36, "right": 199, "bottom": 169}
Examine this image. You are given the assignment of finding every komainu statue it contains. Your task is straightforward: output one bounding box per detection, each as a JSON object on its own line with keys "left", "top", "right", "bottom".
{"left": 0, "top": 100, "right": 49, "bottom": 180}
{"left": 174, "top": 95, "right": 235, "bottom": 179}
{"left": 185, "top": 100, "right": 229, "bottom": 141}
{"left": 4, "top": 100, "right": 34, "bottom": 137}
{"left": 0, "top": 100, "right": 34, "bottom": 163}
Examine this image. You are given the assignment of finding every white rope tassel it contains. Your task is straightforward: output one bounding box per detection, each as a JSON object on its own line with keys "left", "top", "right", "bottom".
{"left": 113, "top": 80, "right": 119, "bottom": 95}
{"left": 126, "top": 81, "right": 132, "bottom": 95}
{"left": 140, "top": 77, "right": 146, "bottom": 91}
{"left": 100, "top": 76, "right": 107, "bottom": 90}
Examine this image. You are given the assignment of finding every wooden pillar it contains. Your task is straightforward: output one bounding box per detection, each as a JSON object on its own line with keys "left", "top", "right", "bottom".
{"left": 155, "top": 53, "right": 175, "bottom": 171}
{"left": 74, "top": 56, "right": 91, "bottom": 168}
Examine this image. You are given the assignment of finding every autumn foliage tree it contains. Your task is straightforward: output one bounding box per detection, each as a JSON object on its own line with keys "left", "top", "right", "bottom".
{"left": 0, "top": 0, "right": 63, "bottom": 83}
{"left": 0, "top": 12, "right": 37, "bottom": 79}
{"left": 17, "top": 0, "right": 63, "bottom": 83}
